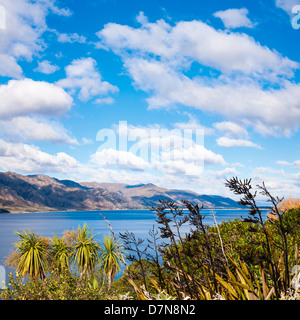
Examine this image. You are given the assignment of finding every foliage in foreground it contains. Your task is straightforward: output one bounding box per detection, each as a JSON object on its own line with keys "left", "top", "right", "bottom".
{"left": 117, "top": 178, "right": 300, "bottom": 300}
{"left": 1, "top": 177, "right": 300, "bottom": 300}
{"left": 1, "top": 224, "right": 124, "bottom": 300}
{"left": 1, "top": 269, "right": 106, "bottom": 300}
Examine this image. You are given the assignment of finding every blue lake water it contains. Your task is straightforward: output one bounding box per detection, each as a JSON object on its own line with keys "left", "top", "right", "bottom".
{"left": 0, "top": 208, "right": 269, "bottom": 283}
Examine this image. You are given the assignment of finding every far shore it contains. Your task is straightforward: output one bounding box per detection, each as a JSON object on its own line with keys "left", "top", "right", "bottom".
{"left": 0, "top": 206, "right": 272, "bottom": 215}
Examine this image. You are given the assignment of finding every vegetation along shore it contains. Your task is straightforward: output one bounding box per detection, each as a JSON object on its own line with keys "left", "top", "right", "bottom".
{"left": 0, "top": 177, "right": 299, "bottom": 300}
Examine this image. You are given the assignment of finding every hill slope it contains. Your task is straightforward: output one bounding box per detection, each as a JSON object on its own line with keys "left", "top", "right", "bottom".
{"left": 0, "top": 171, "right": 240, "bottom": 213}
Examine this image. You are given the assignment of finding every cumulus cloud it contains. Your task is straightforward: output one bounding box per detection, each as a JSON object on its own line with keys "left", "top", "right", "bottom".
{"left": 0, "top": 79, "right": 72, "bottom": 119}
{"left": 47, "top": 0, "right": 72, "bottom": 17}
{"left": 213, "top": 8, "right": 256, "bottom": 29}
{"left": 0, "top": 139, "right": 78, "bottom": 173}
{"left": 136, "top": 11, "right": 149, "bottom": 25}
{"left": 151, "top": 144, "right": 225, "bottom": 176}
{"left": 91, "top": 148, "right": 150, "bottom": 171}
{"left": 93, "top": 122, "right": 225, "bottom": 177}
{"left": 206, "top": 167, "right": 238, "bottom": 178}
{"left": 0, "top": 117, "right": 78, "bottom": 144}
{"left": 57, "top": 57, "right": 119, "bottom": 102}
{"left": 34, "top": 60, "right": 60, "bottom": 74}
{"left": 128, "top": 59, "right": 300, "bottom": 136}
{"left": 160, "top": 144, "right": 226, "bottom": 166}
{"left": 97, "top": 17, "right": 297, "bottom": 78}
{"left": 213, "top": 121, "right": 248, "bottom": 138}
{"left": 249, "top": 166, "right": 300, "bottom": 198}
{"left": 174, "top": 114, "right": 215, "bottom": 135}
{"left": 0, "top": 0, "right": 71, "bottom": 78}
{"left": 0, "top": 53, "right": 23, "bottom": 78}
{"left": 0, "top": 79, "right": 76, "bottom": 144}
{"left": 95, "top": 15, "right": 300, "bottom": 137}
{"left": 89, "top": 144, "right": 225, "bottom": 182}
{"left": 57, "top": 32, "right": 86, "bottom": 43}
{"left": 0, "top": 0, "right": 76, "bottom": 146}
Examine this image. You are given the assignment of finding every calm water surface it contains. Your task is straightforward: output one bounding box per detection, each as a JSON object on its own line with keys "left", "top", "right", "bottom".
{"left": 0, "top": 208, "right": 268, "bottom": 282}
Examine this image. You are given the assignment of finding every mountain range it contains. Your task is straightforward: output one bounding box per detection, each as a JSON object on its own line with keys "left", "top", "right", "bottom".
{"left": 0, "top": 171, "right": 240, "bottom": 213}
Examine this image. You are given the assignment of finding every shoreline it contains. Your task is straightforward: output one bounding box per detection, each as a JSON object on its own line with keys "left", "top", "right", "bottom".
{"left": 0, "top": 206, "right": 271, "bottom": 215}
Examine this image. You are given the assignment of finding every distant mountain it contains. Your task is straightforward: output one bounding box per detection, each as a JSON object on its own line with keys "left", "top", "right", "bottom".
{"left": 0, "top": 171, "right": 240, "bottom": 213}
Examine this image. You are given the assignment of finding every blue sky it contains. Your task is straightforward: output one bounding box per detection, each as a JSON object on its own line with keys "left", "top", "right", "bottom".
{"left": 0, "top": 0, "right": 300, "bottom": 199}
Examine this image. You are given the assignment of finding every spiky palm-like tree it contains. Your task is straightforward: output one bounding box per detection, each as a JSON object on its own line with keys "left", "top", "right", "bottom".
{"left": 6, "top": 231, "right": 50, "bottom": 280}
{"left": 99, "top": 234, "right": 124, "bottom": 289}
{"left": 50, "top": 235, "right": 72, "bottom": 272}
{"left": 72, "top": 224, "right": 101, "bottom": 278}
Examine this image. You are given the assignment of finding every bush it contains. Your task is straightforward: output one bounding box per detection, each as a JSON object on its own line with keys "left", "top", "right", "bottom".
{"left": 1, "top": 268, "right": 106, "bottom": 300}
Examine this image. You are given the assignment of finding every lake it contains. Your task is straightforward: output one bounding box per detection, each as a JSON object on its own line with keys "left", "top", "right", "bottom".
{"left": 0, "top": 208, "right": 269, "bottom": 283}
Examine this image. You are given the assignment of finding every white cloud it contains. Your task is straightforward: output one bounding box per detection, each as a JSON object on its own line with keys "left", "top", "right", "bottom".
{"left": 95, "top": 16, "right": 300, "bottom": 137}
{"left": 94, "top": 97, "right": 115, "bottom": 105}
{"left": 124, "top": 58, "right": 300, "bottom": 136}
{"left": 213, "top": 121, "right": 248, "bottom": 138}
{"left": 136, "top": 11, "right": 149, "bottom": 25}
{"left": 81, "top": 138, "right": 93, "bottom": 145}
{"left": 97, "top": 18, "right": 297, "bottom": 78}
{"left": 94, "top": 122, "right": 226, "bottom": 177}
{"left": 0, "top": 117, "right": 78, "bottom": 144}
{"left": 216, "top": 137, "right": 262, "bottom": 149}
{"left": 213, "top": 8, "right": 256, "bottom": 29}
{"left": 0, "top": 79, "right": 72, "bottom": 119}
{"left": 57, "top": 57, "right": 119, "bottom": 102}
{"left": 151, "top": 144, "right": 225, "bottom": 176}
{"left": 91, "top": 148, "right": 150, "bottom": 171}
{"left": 57, "top": 32, "right": 86, "bottom": 43}
{"left": 0, "top": 1, "right": 75, "bottom": 146}
{"left": 160, "top": 144, "right": 226, "bottom": 166}
{"left": 34, "top": 60, "right": 60, "bottom": 74}
{"left": 253, "top": 167, "right": 284, "bottom": 175}
{"left": 276, "top": 0, "right": 299, "bottom": 15}
{"left": 206, "top": 167, "right": 238, "bottom": 178}
{"left": 231, "top": 162, "right": 244, "bottom": 168}
{"left": 0, "top": 138, "right": 298, "bottom": 199}
{"left": 0, "top": 79, "right": 76, "bottom": 144}
{"left": 276, "top": 160, "right": 291, "bottom": 166}
{"left": 0, "top": 53, "right": 23, "bottom": 78}
{"left": 47, "top": 1, "right": 72, "bottom": 17}
{"left": 277, "top": 160, "right": 300, "bottom": 167}
{"left": 0, "top": 139, "right": 78, "bottom": 173}
{"left": 174, "top": 115, "right": 215, "bottom": 135}
{"left": 0, "top": 0, "right": 71, "bottom": 78}
{"left": 249, "top": 167, "right": 300, "bottom": 199}
{"left": 152, "top": 159, "right": 202, "bottom": 176}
